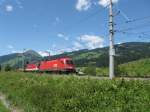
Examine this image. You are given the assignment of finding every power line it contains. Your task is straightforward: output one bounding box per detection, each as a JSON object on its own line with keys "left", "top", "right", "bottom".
{"left": 116, "top": 22, "right": 150, "bottom": 32}
{"left": 117, "top": 31, "right": 150, "bottom": 40}
{"left": 76, "top": 4, "right": 110, "bottom": 25}
{"left": 125, "top": 15, "right": 150, "bottom": 24}
{"left": 116, "top": 14, "right": 150, "bottom": 25}
{"left": 61, "top": 5, "right": 110, "bottom": 32}
{"left": 114, "top": 5, "right": 150, "bottom": 25}
{"left": 115, "top": 4, "right": 131, "bottom": 22}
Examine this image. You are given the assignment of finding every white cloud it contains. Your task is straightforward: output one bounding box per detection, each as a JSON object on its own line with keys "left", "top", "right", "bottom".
{"left": 75, "top": 0, "right": 119, "bottom": 11}
{"left": 38, "top": 51, "right": 50, "bottom": 57}
{"left": 57, "top": 33, "right": 69, "bottom": 41}
{"left": 55, "top": 17, "right": 60, "bottom": 22}
{"left": 5, "top": 5, "right": 14, "bottom": 12}
{"left": 98, "top": 0, "right": 119, "bottom": 7}
{"left": 76, "top": 0, "right": 91, "bottom": 11}
{"left": 7, "top": 45, "right": 14, "bottom": 49}
{"left": 52, "top": 17, "right": 61, "bottom": 25}
{"left": 73, "top": 41, "right": 84, "bottom": 50}
{"left": 52, "top": 44, "right": 56, "bottom": 48}
{"left": 11, "top": 49, "right": 31, "bottom": 54}
{"left": 76, "top": 35, "right": 104, "bottom": 49}
{"left": 11, "top": 50, "right": 17, "bottom": 53}
{"left": 57, "top": 33, "right": 64, "bottom": 38}
{"left": 11, "top": 50, "right": 22, "bottom": 54}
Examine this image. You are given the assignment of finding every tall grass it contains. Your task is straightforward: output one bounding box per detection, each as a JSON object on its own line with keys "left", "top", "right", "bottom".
{"left": 0, "top": 72, "right": 149, "bottom": 112}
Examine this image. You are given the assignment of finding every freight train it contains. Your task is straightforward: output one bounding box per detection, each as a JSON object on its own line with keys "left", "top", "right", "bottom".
{"left": 25, "top": 57, "right": 76, "bottom": 73}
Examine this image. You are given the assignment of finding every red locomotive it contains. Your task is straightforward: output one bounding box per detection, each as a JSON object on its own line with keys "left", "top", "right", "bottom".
{"left": 25, "top": 64, "right": 38, "bottom": 72}
{"left": 25, "top": 57, "right": 76, "bottom": 73}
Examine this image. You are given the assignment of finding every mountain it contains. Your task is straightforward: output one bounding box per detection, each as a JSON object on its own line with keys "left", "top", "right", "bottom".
{"left": 48, "top": 42, "right": 150, "bottom": 67}
{"left": 0, "top": 50, "right": 42, "bottom": 68}
{"left": 0, "top": 42, "right": 150, "bottom": 69}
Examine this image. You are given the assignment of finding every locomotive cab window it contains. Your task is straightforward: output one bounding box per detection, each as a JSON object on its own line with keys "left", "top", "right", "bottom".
{"left": 66, "top": 60, "right": 73, "bottom": 65}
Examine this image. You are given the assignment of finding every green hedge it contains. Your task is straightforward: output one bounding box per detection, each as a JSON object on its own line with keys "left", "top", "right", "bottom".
{"left": 0, "top": 72, "right": 149, "bottom": 112}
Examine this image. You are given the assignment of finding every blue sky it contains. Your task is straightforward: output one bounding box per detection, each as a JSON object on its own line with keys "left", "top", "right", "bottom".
{"left": 0, "top": 0, "right": 150, "bottom": 56}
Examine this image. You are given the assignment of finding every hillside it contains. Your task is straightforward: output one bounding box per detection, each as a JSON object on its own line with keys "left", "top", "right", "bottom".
{"left": 95, "top": 58, "right": 150, "bottom": 77}
{"left": 0, "top": 50, "right": 42, "bottom": 69}
{"left": 0, "top": 42, "right": 150, "bottom": 68}
{"left": 49, "top": 42, "right": 150, "bottom": 67}
{"left": 118, "top": 58, "right": 150, "bottom": 77}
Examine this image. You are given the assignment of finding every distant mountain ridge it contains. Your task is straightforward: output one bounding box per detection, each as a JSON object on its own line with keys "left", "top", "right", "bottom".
{"left": 0, "top": 50, "right": 42, "bottom": 68}
{"left": 49, "top": 42, "right": 150, "bottom": 67}
{"left": 0, "top": 42, "right": 150, "bottom": 68}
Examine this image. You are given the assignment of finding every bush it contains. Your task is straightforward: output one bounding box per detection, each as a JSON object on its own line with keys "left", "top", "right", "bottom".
{"left": 83, "top": 66, "right": 96, "bottom": 76}
{"left": 0, "top": 65, "right": 1, "bottom": 72}
{"left": 4, "top": 65, "right": 12, "bottom": 72}
{"left": 96, "top": 67, "right": 108, "bottom": 76}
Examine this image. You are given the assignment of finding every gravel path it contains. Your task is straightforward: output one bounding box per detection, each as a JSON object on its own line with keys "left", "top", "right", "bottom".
{"left": 0, "top": 93, "right": 23, "bottom": 112}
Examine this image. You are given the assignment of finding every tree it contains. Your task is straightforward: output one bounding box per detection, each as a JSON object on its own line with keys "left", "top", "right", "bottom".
{"left": 5, "top": 65, "right": 12, "bottom": 72}
{"left": 0, "top": 65, "right": 1, "bottom": 72}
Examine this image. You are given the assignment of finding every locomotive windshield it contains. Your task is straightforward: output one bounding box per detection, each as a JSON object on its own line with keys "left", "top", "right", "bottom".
{"left": 66, "top": 60, "right": 73, "bottom": 65}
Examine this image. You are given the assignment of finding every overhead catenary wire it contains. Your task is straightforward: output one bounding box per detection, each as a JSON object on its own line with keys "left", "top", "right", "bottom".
{"left": 116, "top": 30, "right": 150, "bottom": 40}
{"left": 114, "top": 4, "right": 150, "bottom": 25}
{"left": 61, "top": 3, "right": 111, "bottom": 32}
{"left": 116, "top": 12, "right": 150, "bottom": 25}
{"left": 117, "top": 30, "right": 150, "bottom": 35}
{"left": 115, "top": 4, "right": 131, "bottom": 22}
{"left": 116, "top": 22, "right": 150, "bottom": 32}
{"left": 55, "top": 5, "right": 110, "bottom": 53}
{"left": 125, "top": 15, "right": 150, "bottom": 24}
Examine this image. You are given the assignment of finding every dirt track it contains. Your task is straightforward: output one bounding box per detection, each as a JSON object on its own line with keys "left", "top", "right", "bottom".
{"left": 0, "top": 93, "right": 23, "bottom": 112}
{"left": 73, "top": 75, "right": 150, "bottom": 81}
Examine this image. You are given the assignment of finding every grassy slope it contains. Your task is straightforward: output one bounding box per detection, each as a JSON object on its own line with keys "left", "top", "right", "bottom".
{"left": 118, "top": 58, "right": 150, "bottom": 77}
{"left": 95, "top": 58, "right": 150, "bottom": 77}
{"left": 0, "top": 101, "right": 9, "bottom": 112}
{"left": 0, "top": 72, "right": 149, "bottom": 112}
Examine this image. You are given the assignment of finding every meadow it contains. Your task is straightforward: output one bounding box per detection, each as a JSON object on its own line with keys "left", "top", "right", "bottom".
{"left": 0, "top": 72, "right": 149, "bottom": 112}
{"left": 82, "top": 58, "right": 150, "bottom": 77}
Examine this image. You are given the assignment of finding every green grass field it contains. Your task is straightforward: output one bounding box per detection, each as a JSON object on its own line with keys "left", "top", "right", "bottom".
{"left": 0, "top": 101, "right": 9, "bottom": 112}
{"left": 0, "top": 72, "right": 149, "bottom": 112}
{"left": 87, "top": 58, "right": 150, "bottom": 77}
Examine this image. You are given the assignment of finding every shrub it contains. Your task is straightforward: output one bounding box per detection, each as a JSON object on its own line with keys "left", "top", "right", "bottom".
{"left": 83, "top": 66, "right": 96, "bottom": 76}
{"left": 4, "top": 65, "right": 12, "bottom": 72}
{"left": 0, "top": 65, "right": 1, "bottom": 72}
{"left": 96, "top": 67, "right": 108, "bottom": 76}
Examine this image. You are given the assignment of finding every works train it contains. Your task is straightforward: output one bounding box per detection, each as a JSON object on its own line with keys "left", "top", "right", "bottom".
{"left": 25, "top": 57, "right": 76, "bottom": 73}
